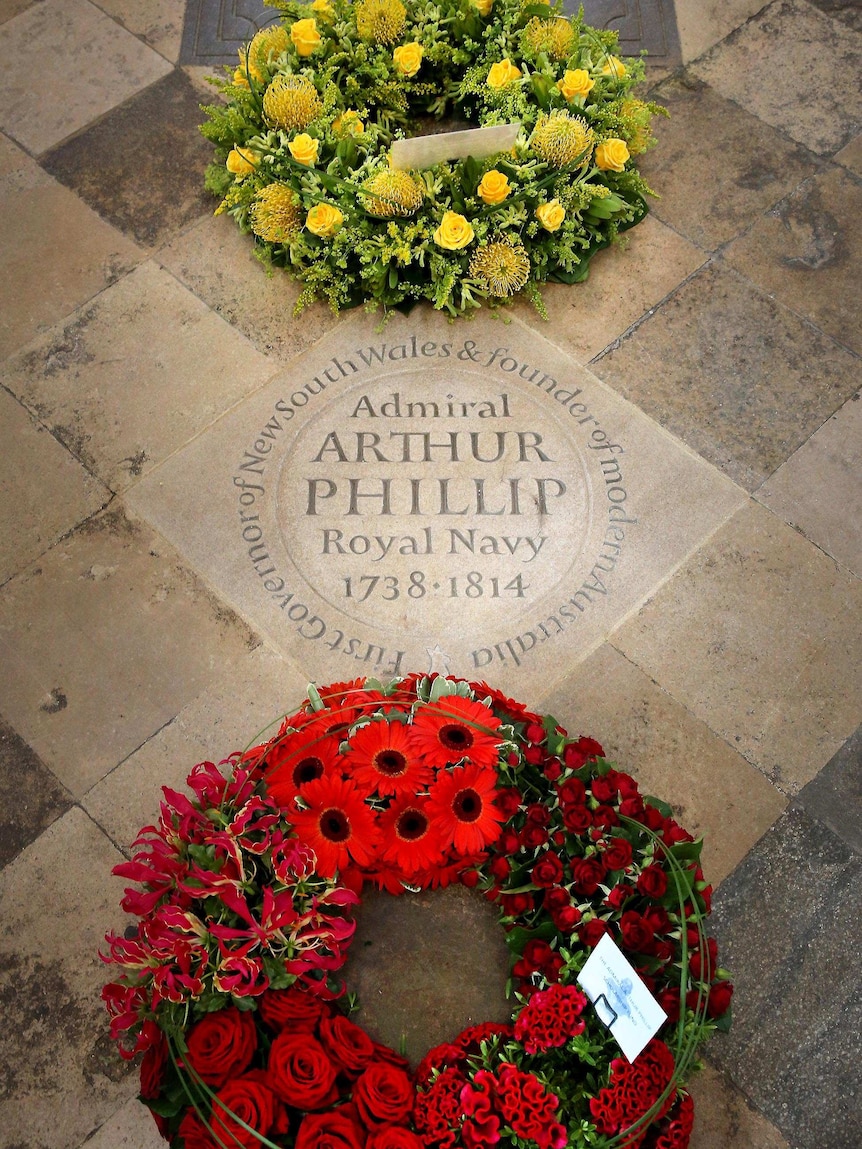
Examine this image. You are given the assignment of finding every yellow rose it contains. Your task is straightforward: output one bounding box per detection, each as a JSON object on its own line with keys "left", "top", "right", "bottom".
{"left": 595, "top": 138, "right": 630, "bottom": 171}
{"left": 291, "top": 18, "right": 321, "bottom": 57}
{"left": 226, "top": 147, "right": 256, "bottom": 176}
{"left": 487, "top": 59, "right": 522, "bottom": 90}
{"left": 333, "top": 110, "right": 364, "bottom": 137}
{"left": 477, "top": 170, "right": 511, "bottom": 205}
{"left": 311, "top": 0, "right": 334, "bottom": 19}
{"left": 535, "top": 200, "right": 565, "bottom": 232}
{"left": 289, "top": 133, "right": 319, "bottom": 165}
{"left": 557, "top": 69, "right": 595, "bottom": 102}
{"left": 472, "top": 0, "right": 493, "bottom": 14}
{"left": 306, "top": 202, "right": 344, "bottom": 237}
{"left": 434, "top": 211, "right": 475, "bottom": 250}
{"left": 601, "top": 55, "right": 626, "bottom": 79}
{"left": 393, "top": 42, "right": 423, "bottom": 77}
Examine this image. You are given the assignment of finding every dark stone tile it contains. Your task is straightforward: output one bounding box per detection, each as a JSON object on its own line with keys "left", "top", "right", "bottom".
{"left": 807, "top": 0, "right": 862, "bottom": 33}
{"left": 591, "top": 262, "right": 861, "bottom": 490}
{"left": 180, "top": 0, "right": 681, "bottom": 69}
{"left": 0, "top": 714, "right": 71, "bottom": 869}
{"left": 709, "top": 808, "right": 862, "bottom": 1149}
{"left": 343, "top": 884, "right": 511, "bottom": 1065}
{"left": 639, "top": 73, "right": 819, "bottom": 251}
{"left": 41, "top": 70, "right": 213, "bottom": 248}
{"left": 795, "top": 724, "right": 862, "bottom": 854}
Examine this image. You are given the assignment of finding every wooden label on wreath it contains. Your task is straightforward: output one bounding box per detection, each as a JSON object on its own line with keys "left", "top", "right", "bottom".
{"left": 127, "top": 311, "right": 742, "bottom": 696}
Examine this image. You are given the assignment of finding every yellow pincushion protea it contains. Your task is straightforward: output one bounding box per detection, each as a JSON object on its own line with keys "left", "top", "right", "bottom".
{"left": 522, "top": 16, "right": 575, "bottom": 61}
{"left": 360, "top": 169, "right": 424, "bottom": 218}
{"left": 238, "top": 25, "right": 289, "bottom": 83}
{"left": 355, "top": 0, "right": 407, "bottom": 45}
{"left": 262, "top": 74, "right": 323, "bottom": 131}
{"left": 250, "top": 183, "right": 304, "bottom": 242}
{"left": 469, "top": 239, "right": 531, "bottom": 297}
{"left": 530, "top": 111, "right": 594, "bottom": 169}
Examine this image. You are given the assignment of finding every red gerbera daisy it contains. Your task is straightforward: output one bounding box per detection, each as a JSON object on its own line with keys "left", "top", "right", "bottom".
{"left": 425, "top": 763, "right": 504, "bottom": 854}
{"left": 378, "top": 796, "right": 446, "bottom": 876}
{"left": 343, "top": 720, "right": 432, "bottom": 798}
{"left": 408, "top": 696, "right": 504, "bottom": 769}
{"left": 290, "top": 775, "right": 379, "bottom": 877}
{"left": 264, "top": 728, "right": 343, "bottom": 811}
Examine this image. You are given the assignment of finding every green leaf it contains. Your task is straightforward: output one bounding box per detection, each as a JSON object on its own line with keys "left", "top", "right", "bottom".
{"left": 505, "top": 921, "right": 558, "bottom": 954}
{"left": 530, "top": 73, "right": 553, "bottom": 111}
{"left": 713, "top": 1004, "right": 733, "bottom": 1033}
{"left": 460, "top": 155, "right": 481, "bottom": 196}
{"left": 669, "top": 839, "right": 704, "bottom": 863}
{"left": 644, "top": 795, "right": 673, "bottom": 819}
{"left": 307, "top": 683, "right": 325, "bottom": 711}
{"left": 144, "top": 1095, "right": 186, "bottom": 1118}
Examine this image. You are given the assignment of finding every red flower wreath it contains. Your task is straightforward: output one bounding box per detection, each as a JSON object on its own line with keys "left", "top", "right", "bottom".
{"left": 102, "top": 674, "right": 732, "bottom": 1149}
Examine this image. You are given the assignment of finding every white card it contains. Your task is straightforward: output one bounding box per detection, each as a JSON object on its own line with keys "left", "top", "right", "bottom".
{"left": 577, "top": 933, "right": 668, "bottom": 1063}
{"left": 389, "top": 123, "right": 521, "bottom": 170}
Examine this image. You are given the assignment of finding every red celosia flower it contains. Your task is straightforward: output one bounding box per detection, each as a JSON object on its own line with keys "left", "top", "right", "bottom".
{"left": 426, "top": 763, "right": 504, "bottom": 853}
{"left": 409, "top": 696, "right": 504, "bottom": 769}
{"left": 290, "top": 775, "right": 379, "bottom": 877}
{"left": 343, "top": 720, "right": 432, "bottom": 797}
{"left": 379, "top": 796, "right": 445, "bottom": 874}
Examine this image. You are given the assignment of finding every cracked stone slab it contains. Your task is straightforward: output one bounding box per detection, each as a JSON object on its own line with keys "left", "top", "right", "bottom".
{"left": 126, "top": 307, "right": 744, "bottom": 699}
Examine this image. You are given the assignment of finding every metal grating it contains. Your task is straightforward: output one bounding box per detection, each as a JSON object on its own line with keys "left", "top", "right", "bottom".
{"left": 180, "top": 0, "right": 680, "bottom": 70}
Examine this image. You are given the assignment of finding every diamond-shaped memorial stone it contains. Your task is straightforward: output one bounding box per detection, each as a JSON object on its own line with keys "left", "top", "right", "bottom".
{"left": 126, "top": 311, "right": 743, "bottom": 697}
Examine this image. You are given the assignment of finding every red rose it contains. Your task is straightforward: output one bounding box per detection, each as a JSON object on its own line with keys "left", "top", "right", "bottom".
{"left": 543, "top": 759, "right": 562, "bottom": 781}
{"left": 526, "top": 723, "right": 546, "bottom": 744}
{"left": 353, "top": 1062, "right": 415, "bottom": 1126}
{"left": 590, "top": 775, "right": 618, "bottom": 803}
{"left": 526, "top": 803, "right": 551, "bottom": 827}
{"left": 557, "top": 778, "right": 586, "bottom": 806}
{"left": 636, "top": 864, "right": 668, "bottom": 899}
{"left": 619, "top": 911, "right": 654, "bottom": 954}
{"left": 177, "top": 1109, "right": 216, "bottom": 1149}
{"left": 656, "top": 987, "right": 680, "bottom": 1023}
{"left": 551, "top": 905, "right": 582, "bottom": 932}
{"left": 689, "top": 937, "right": 718, "bottom": 981}
{"left": 707, "top": 980, "right": 734, "bottom": 1018}
{"left": 319, "top": 1012, "right": 375, "bottom": 1078}
{"left": 619, "top": 795, "right": 645, "bottom": 818}
{"left": 258, "top": 986, "right": 326, "bottom": 1032}
{"left": 531, "top": 851, "right": 564, "bottom": 888}
{"left": 501, "top": 891, "right": 534, "bottom": 916}
{"left": 603, "top": 838, "right": 633, "bottom": 871}
{"left": 186, "top": 1006, "right": 257, "bottom": 1087}
{"left": 520, "top": 823, "right": 549, "bottom": 849}
{"left": 211, "top": 1075, "right": 277, "bottom": 1149}
{"left": 562, "top": 805, "right": 591, "bottom": 833}
{"left": 366, "top": 1126, "right": 425, "bottom": 1149}
{"left": 489, "top": 854, "right": 511, "bottom": 882}
{"left": 578, "top": 919, "right": 609, "bottom": 947}
{"left": 524, "top": 745, "right": 545, "bottom": 765}
{"left": 497, "top": 828, "right": 521, "bottom": 855}
{"left": 592, "top": 804, "right": 619, "bottom": 830}
{"left": 542, "top": 886, "right": 569, "bottom": 912}
{"left": 295, "top": 1110, "right": 365, "bottom": 1149}
{"left": 494, "top": 789, "right": 522, "bottom": 818}
{"left": 571, "top": 857, "right": 606, "bottom": 895}
{"left": 604, "top": 884, "right": 632, "bottom": 910}
{"left": 267, "top": 1031, "right": 338, "bottom": 1109}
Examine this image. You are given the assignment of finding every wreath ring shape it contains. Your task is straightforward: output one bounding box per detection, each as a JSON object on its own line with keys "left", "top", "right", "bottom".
{"left": 103, "top": 674, "right": 732, "bottom": 1149}
{"left": 201, "top": 0, "right": 664, "bottom": 318}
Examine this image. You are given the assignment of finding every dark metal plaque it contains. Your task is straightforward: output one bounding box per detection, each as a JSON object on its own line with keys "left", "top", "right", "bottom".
{"left": 181, "top": 1, "right": 681, "bottom": 69}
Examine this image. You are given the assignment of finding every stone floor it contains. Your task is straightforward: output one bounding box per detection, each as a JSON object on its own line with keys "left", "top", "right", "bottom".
{"left": 0, "top": 2, "right": 861, "bottom": 1148}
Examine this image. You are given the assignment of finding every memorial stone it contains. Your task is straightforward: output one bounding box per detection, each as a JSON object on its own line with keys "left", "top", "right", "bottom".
{"left": 128, "top": 312, "right": 744, "bottom": 696}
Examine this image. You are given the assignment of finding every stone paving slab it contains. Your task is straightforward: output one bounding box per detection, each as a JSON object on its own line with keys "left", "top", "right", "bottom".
{"left": 0, "top": 387, "right": 109, "bottom": 585}
{"left": 637, "top": 73, "right": 819, "bottom": 253}
{"left": 97, "top": 0, "right": 184, "bottom": 63}
{"left": 0, "top": 0, "right": 173, "bottom": 155}
{"left": 615, "top": 500, "right": 862, "bottom": 793}
{"left": 708, "top": 806, "right": 862, "bottom": 1149}
{"left": 794, "top": 723, "right": 862, "bottom": 855}
{"left": 0, "top": 163, "right": 141, "bottom": 363}
{"left": 723, "top": 165, "right": 862, "bottom": 358}
{"left": 540, "top": 643, "right": 788, "bottom": 886}
{"left": 592, "top": 262, "right": 861, "bottom": 491}
{"left": 1, "top": 260, "right": 277, "bottom": 494}
{"left": 0, "top": 507, "right": 258, "bottom": 797}
{"left": 0, "top": 715, "right": 71, "bottom": 868}
{"left": 692, "top": 0, "right": 862, "bottom": 158}
{"left": 0, "top": 809, "right": 139, "bottom": 1149}
{"left": 755, "top": 390, "right": 862, "bottom": 578}
{"left": 42, "top": 70, "right": 215, "bottom": 249}
{"left": 126, "top": 308, "right": 745, "bottom": 699}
